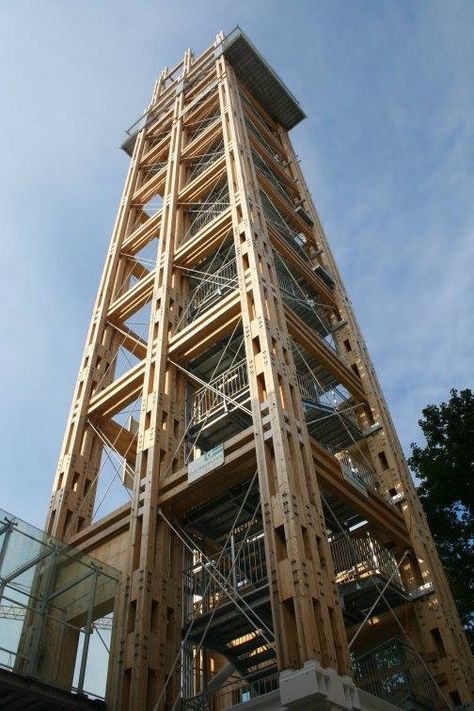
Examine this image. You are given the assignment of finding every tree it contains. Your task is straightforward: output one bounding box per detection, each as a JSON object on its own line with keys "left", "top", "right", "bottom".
{"left": 408, "top": 388, "right": 474, "bottom": 649}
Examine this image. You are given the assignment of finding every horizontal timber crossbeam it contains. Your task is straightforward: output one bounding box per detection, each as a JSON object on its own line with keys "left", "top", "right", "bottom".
{"left": 285, "top": 304, "right": 367, "bottom": 402}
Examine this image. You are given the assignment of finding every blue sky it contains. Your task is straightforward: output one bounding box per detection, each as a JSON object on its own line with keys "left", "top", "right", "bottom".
{"left": 0, "top": 0, "right": 472, "bottom": 527}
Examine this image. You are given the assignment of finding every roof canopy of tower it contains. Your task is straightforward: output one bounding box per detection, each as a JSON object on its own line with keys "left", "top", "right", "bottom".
{"left": 219, "top": 27, "right": 306, "bottom": 131}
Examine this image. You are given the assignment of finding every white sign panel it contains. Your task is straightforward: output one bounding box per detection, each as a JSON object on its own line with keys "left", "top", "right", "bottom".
{"left": 188, "top": 444, "right": 225, "bottom": 484}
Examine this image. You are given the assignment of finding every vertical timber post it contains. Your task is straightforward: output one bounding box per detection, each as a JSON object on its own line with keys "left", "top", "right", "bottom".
{"left": 278, "top": 128, "right": 474, "bottom": 702}
{"left": 216, "top": 55, "right": 349, "bottom": 675}
{"left": 112, "top": 49, "right": 192, "bottom": 711}
{"left": 40, "top": 28, "right": 474, "bottom": 711}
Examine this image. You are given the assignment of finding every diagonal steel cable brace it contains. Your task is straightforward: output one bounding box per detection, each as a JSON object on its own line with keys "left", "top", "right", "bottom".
{"left": 152, "top": 471, "right": 270, "bottom": 710}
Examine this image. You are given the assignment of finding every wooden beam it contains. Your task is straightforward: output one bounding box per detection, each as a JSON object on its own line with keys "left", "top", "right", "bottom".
{"left": 121, "top": 209, "right": 162, "bottom": 255}
{"left": 168, "top": 289, "right": 241, "bottom": 361}
{"left": 285, "top": 304, "right": 367, "bottom": 403}
{"left": 174, "top": 207, "right": 232, "bottom": 267}
{"left": 107, "top": 270, "right": 154, "bottom": 324}
{"left": 268, "top": 224, "right": 336, "bottom": 306}
{"left": 181, "top": 116, "right": 222, "bottom": 160}
{"left": 88, "top": 361, "right": 145, "bottom": 419}
{"left": 107, "top": 323, "right": 148, "bottom": 361}
{"left": 97, "top": 417, "right": 138, "bottom": 462}
{"left": 132, "top": 166, "right": 167, "bottom": 205}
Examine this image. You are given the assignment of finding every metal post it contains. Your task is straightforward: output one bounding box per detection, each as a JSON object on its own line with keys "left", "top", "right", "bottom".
{"left": 0, "top": 520, "right": 15, "bottom": 601}
{"left": 230, "top": 533, "right": 237, "bottom": 591}
{"left": 77, "top": 566, "right": 99, "bottom": 693}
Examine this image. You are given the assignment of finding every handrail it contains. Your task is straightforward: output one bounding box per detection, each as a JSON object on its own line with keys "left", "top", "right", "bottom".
{"left": 183, "top": 530, "right": 267, "bottom": 621}
{"left": 353, "top": 637, "right": 439, "bottom": 709}
{"left": 335, "top": 450, "right": 379, "bottom": 492}
{"left": 184, "top": 183, "right": 230, "bottom": 241}
{"left": 329, "top": 532, "right": 404, "bottom": 589}
{"left": 190, "top": 257, "right": 238, "bottom": 311}
{"left": 190, "top": 359, "right": 249, "bottom": 426}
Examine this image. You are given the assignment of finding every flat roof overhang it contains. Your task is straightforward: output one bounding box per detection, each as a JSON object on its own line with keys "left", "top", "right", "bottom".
{"left": 121, "top": 28, "right": 306, "bottom": 155}
{"left": 219, "top": 27, "right": 306, "bottom": 131}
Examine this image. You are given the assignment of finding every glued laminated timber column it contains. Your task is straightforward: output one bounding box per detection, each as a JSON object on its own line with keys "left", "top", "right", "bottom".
{"left": 216, "top": 56, "right": 349, "bottom": 675}
{"left": 45, "top": 27, "right": 474, "bottom": 711}
{"left": 277, "top": 127, "right": 474, "bottom": 701}
{"left": 110, "top": 50, "right": 193, "bottom": 711}
{"left": 45, "top": 92, "right": 151, "bottom": 541}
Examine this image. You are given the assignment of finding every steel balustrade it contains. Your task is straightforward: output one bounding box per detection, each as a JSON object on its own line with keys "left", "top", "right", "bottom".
{"left": 252, "top": 150, "right": 294, "bottom": 206}
{"left": 185, "top": 183, "right": 230, "bottom": 240}
{"left": 189, "top": 359, "right": 249, "bottom": 427}
{"left": 329, "top": 532, "right": 404, "bottom": 589}
{"left": 188, "top": 140, "right": 225, "bottom": 182}
{"left": 353, "top": 638, "right": 438, "bottom": 710}
{"left": 335, "top": 450, "right": 379, "bottom": 492}
{"left": 183, "top": 532, "right": 267, "bottom": 622}
{"left": 189, "top": 257, "right": 238, "bottom": 315}
{"left": 186, "top": 109, "right": 221, "bottom": 142}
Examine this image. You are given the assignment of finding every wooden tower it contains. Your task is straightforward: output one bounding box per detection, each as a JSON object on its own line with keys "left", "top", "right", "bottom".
{"left": 45, "top": 29, "right": 473, "bottom": 711}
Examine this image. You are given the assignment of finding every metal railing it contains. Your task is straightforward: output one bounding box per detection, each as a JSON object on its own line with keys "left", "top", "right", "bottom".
{"left": 183, "top": 531, "right": 267, "bottom": 622}
{"left": 335, "top": 451, "right": 379, "bottom": 493}
{"left": 245, "top": 115, "right": 286, "bottom": 165}
{"left": 188, "top": 140, "right": 224, "bottom": 182}
{"left": 329, "top": 532, "right": 404, "bottom": 589}
{"left": 276, "top": 265, "right": 306, "bottom": 300}
{"left": 240, "top": 90, "right": 276, "bottom": 135}
{"left": 187, "top": 357, "right": 359, "bottom": 439}
{"left": 276, "top": 266, "right": 334, "bottom": 343}
{"left": 142, "top": 161, "right": 166, "bottom": 181}
{"left": 189, "top": 359, "right": 249, "bottom": 427}
{"left": 146, "top": 128, "right": 170, "bottom": 151}
{"left": 213, "top": 670, "right": 279, "bottom": 707}
{"left": 185, "top": 183, "right": 230, "bottom": 240}
{"left": 187, "top": 110, "right": 220, "bottom": 142}
{"left": 124, "top": 105, "right": 173, "bottom": 143}
{"left": 189, "top": 258, "right": 238, "bottom": 315}
{"left": 296, "top": 371, "right": 321, "bottom": 403}
{"left": 182, "top": 670, "right": 279, "bottom": 711}
{"left": 353, "top": 638, "right": 438, "bottom": 710}
{"left": 319, "top": 387, "right": 360, "bottom": 428}
{"left": 185, "top": 246, "right": 335, "bottom": 355}
{"left": 260, "top": 191, "right": 311, "bottom": 264}
{"left": 252, "top": 150, "right": 294, "bottom": 206}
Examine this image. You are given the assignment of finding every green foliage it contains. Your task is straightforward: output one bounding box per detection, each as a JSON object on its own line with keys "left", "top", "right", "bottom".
{"left": 408, "top": 388, "right": 474, "bottom": 648}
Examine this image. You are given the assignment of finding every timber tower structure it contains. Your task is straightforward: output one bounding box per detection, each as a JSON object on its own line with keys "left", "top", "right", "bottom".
{"left": 42, "top": 28, "right": 473, "bottom": 711}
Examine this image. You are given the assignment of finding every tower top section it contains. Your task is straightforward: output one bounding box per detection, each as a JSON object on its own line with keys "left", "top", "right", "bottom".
{"left": 122, "top": 27, "right": 305, "bottom": 155}
{"left": 219, "top": 27, "right": 306, "bottom": 130}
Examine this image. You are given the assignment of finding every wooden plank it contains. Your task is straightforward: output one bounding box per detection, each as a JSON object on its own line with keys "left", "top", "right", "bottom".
{"left": 121, "top": 209, "right": 162, "bottom": 255}
{"left": 97, "top": 417, "right": 138, "bottom": 462}
{"left": 132, "top": 166, "right": 167, "bottom": 205}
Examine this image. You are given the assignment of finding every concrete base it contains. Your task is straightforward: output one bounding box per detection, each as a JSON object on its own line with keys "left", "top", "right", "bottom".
{"left": 280, "top": 660, "right": 361, "bottom": 710}
{"left": 225, "top": 661, "right": 402, "bottom": 711}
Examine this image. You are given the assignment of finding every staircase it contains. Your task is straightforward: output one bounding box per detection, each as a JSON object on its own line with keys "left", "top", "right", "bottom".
{"left": 182, "top": 531, "right": 277, "bottom": 704}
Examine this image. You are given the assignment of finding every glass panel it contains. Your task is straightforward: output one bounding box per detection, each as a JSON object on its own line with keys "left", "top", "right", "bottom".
{"left": 0, "top": 509, "right": 120, "bottom": 701}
